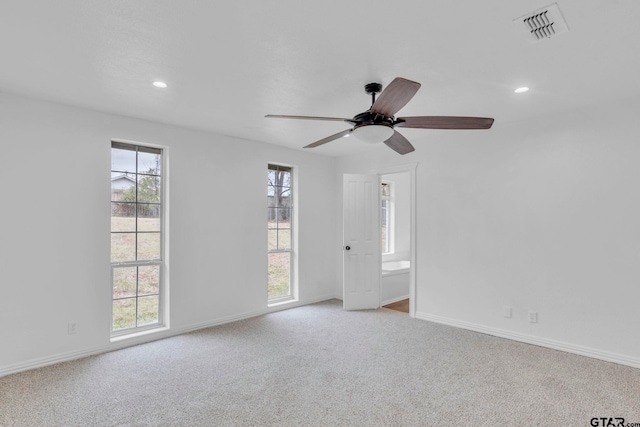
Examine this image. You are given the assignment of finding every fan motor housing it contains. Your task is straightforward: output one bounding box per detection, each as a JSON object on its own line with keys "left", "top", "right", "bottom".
{"left": 353, "top": 111, "right": 395, "bottom": 127}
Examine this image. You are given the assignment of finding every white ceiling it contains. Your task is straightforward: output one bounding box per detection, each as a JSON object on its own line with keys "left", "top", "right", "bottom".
{"left": 2, "top": 0, "right": 639, "bottom": 156}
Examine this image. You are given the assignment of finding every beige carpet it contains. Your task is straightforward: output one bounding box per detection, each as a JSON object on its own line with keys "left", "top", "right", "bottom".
{"left": 1, "top": 299, "right": 639, "bottom": 426}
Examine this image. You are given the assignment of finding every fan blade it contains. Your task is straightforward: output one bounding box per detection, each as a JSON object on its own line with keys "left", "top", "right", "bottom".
{"left": 371, "top": 77, "right": 421, "bottom": 117}
{"left": 304, "top": 129, "right": 352, "bottom": 148}
{"left": 384, "top": 131, "right": 415, "bottom": 155}
{"left": 396, "top": 116, "right": 494, "bottom": 129}
{"left": 265, "top": 114, "right": 353, "bottom": 123}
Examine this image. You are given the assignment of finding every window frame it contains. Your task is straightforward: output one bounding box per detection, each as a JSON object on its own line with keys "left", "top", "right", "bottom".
{"left": 110, "top": 140, "right": 167, "bottom": 337}
{"left": 381, "top": 180, "right": 395, "bottom": 255}
{"left": 267, "top": 163, "right": 296, "bottom": 305}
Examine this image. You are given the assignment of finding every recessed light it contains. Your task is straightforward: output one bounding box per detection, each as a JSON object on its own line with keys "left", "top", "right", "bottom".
{"left": 152, "top": 81, "right": 168, "bottom": 88}
{"left": 514, "top": 86, "right": 529, "bottom": 93}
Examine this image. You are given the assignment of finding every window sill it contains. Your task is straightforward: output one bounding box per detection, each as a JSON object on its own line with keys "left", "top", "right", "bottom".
{"left": 110, "top": 325, "right": 169, "bottom": 343}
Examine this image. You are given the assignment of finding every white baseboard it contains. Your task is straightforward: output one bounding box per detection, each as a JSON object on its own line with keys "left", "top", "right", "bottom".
{"left": 415, "top": 311, "right": 640, "bottom": 369}
{"left": 381, "top": 295, "right": 410, "bottom": 306}
{"left": 0, "top": 294, "right": 337, "bottom": 378}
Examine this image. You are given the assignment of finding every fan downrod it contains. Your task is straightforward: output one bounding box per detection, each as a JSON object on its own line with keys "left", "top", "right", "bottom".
{"left": 365, "top": 82, "right": 382, "bottom": 105}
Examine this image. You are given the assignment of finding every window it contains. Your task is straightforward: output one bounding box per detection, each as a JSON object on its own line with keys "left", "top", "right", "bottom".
{"left": 111, "top": 142, "right": 164, "bottom": 335}
{"left": 381, "top": 181, "right": 393, "bottom": 254}
{"left": 267, "top": 164, "right": 294, "bottom": 303}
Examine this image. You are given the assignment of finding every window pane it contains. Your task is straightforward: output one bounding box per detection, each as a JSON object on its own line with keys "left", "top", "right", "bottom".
{"left": 111, "top": 171, "right": 130, "bottom": 180}
{"left": 113, "top": 298, "right": 136, "bottom": 331}
{"left": 137, "top": 204, "right": 160, "bottom": 232}
{"left": 381, "top": 225, "right": 388, "bottom": 253}
{"left": 268, "top": 165, "right": 292, "bottom": 185}
{"left": 137, "top": 150, "right": 161, "bottom": 176}
{"left": 136, "top": 176, "right": 161, "bottom": 204}
{"left": 276, "top": 189, "right": 292, "bottom": 207}
{"left": 267, "top": 170, "right": 276, "bottom": 186}
{"left": 277, "top": 208, "right": 291, "bottom": 223}
{"left": 137, "top": 232, "right": 161, "bottom": 261}
{"left": 381, "top": 199, "right": 390, "bottom": 253}
{"left": 111, "top": 233, "right": 136, "bottom": 262}
{"left": 137, "top": 295, "right": 159, "bottom": 326}
{"left": 268, "top": 230, "right": 278, "bottom": 251}
{"left": 268, "top": 252, "right": 290, "bottom": 299}
{"left": 381, "top": 182, "right": 391, "bottom": 253}
{"left": 269, "top": 188, "right": 291, "bottom": 207}
{"left": 113, "top": 267, "right": 137, "bottom": 299}
{"left": 277, "top": 229, "right": 291, "bottom": 250}
{"left": 138, "top": 265, "right": 160, "bottom": 295}
{"left": 381, "top": 182, "right": 390, "bottom": 197}
{"left": 267, "top": 207, "right": 277, "bottom": 222}
{"left": 279, "top": 171, "right": 291, "bottom": 188}
{"left": 111, "top": 203, "right": 136, "bottom": 232}
{"left": 111, "top": 174, "right": 136, "bottom": 202}
{"left": 111, "top": 147, "right": 136, "bottom": 173}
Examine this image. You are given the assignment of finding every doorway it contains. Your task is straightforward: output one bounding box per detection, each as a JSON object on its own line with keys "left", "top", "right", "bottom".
{"left": 341, "top": 164, "right": 417, "bottom": 316}
{"left": 380, "top": 170, "right": 412, "bottom": 314}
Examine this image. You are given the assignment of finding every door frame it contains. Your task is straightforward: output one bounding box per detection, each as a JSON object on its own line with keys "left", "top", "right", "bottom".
{"left": 374, "top": 163, "right": 417, "bottom": 317}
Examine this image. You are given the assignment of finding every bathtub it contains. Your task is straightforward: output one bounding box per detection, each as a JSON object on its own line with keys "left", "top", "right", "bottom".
{"left": 381, "top": 260, "right": 410, "bottom": 305}
{"left": 382, "top": 260, "right": 410, "bottom": 276}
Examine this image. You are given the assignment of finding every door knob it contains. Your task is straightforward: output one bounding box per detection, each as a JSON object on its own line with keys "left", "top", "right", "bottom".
{"left": 344, "top": 245, "right": 351, "bottom": 251}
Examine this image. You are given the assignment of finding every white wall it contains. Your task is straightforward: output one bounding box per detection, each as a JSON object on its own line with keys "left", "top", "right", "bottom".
{"left": 337, "top": 97, "right": 640, "bottom": 367}
{"left": 0, "top": 92, "right": 338, "bottom": 374}
{"left": 4, "top": 90, "right": 640, "bottom": 373}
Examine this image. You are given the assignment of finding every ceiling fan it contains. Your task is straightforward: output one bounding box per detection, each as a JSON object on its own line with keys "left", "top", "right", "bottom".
{"left": 265, "top": 77, "right": 494, "bottom": 155}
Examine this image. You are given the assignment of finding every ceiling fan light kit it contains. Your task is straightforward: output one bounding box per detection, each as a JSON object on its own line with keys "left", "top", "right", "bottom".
{"left": 352, "top": 124, "right": 394, "bottom": 144}
{"left": 266, "top": 77, "right": 494, "bottom": 155}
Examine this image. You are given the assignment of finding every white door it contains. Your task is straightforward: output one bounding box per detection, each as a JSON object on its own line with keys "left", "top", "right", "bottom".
{"left": 343, "top": 173, "right": 381, "bottom": 310}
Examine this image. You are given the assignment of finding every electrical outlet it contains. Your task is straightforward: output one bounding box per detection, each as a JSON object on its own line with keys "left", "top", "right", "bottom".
{"left": 528, "top": 311, "right": 538, "bottom": 323}
{"left": 68, "top": 322, "right": 77, "bottom": 335}
{"left": 503, "top": 306, "right": 512, "bottom": 318}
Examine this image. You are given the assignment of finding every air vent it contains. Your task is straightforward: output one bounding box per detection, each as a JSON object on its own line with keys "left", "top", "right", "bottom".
{"left": 513, "top": 3, "right": 569, "bottom": 43}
